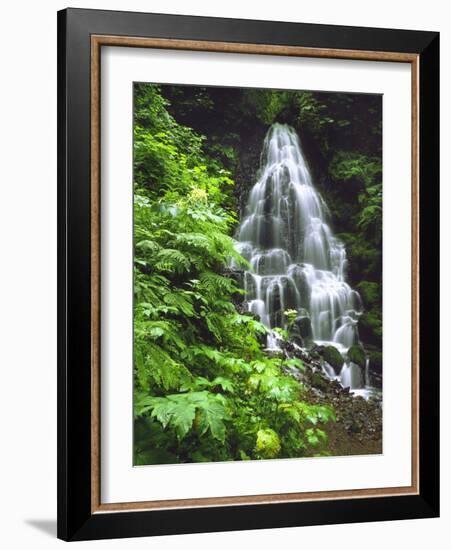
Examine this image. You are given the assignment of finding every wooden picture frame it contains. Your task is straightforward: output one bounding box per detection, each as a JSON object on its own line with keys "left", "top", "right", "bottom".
{"left": 57, "top": 7, "right": 439, "bottom": 541}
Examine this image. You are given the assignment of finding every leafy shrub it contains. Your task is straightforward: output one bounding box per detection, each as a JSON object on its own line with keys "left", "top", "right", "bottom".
{"left": 133, "top": 84, "right": 335, "bottom": 464}
{"left": 356, "top": 281, "right": 380, "bottom": 309}
{"left": 329, "top": 152, "right": 381, "bottom": 188}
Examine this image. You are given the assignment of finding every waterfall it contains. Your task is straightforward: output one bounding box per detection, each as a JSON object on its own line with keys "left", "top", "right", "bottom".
{"left": 235, "top": 123, "right": 368, "bottom": 391}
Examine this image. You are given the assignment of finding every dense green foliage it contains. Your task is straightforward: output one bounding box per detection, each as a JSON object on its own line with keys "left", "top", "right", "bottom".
{"left": 133, "top": 84, "right": 335, "bottom": 465}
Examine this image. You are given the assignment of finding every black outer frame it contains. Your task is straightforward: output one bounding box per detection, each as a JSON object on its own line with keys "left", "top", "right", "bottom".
{"left": 57, "top": 7, "right": 440, "bottom": 542}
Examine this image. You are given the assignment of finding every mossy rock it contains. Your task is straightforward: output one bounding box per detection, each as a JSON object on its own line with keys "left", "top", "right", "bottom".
{"left": 322, "top": 345, "right": 344, "bottom": 372}
{"left": 368, "top": 351, "right": 383, "bottom": 374}
{"left": 347, "top": 344, "right": 366, "bottom": 368}
{"left": 309, "top": 348, "right": 322, "bottom": 360}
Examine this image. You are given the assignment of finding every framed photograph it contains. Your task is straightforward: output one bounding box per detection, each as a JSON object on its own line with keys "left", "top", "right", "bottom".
{"left": 57, "top": 8, "right": 439, "bottom": 541}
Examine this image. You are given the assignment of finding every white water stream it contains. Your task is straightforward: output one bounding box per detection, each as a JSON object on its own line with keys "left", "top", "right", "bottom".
{"left": 235, "top": 124, "right": 374, "bottom": 395}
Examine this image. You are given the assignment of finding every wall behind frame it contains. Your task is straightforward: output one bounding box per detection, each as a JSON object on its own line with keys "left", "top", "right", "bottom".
{"left": 0, "top": 0, "right": 447, "bottom": 549}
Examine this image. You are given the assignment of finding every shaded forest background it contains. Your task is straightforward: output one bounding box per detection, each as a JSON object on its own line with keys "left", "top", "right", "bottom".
{"left": 133, "top": 83, "right": 382, "bottom": 465}
{"left": 158, "top": 84, "right": 383, "bottom": 354}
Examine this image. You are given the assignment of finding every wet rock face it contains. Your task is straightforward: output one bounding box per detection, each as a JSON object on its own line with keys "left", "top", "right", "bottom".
{"left": 289, "top": 265, "right": 312, "bottom": 310}
{"left": 235, "top": 127, "right": 268, "bottom": 218}
{"left": 287, "top": 313, "right": 314, "bottom": 349}
{"left": 294, "top": 315, "right": 313, "bottom": 339}
{"left": 224, "top": 268, "right": 244, "bottom": 288}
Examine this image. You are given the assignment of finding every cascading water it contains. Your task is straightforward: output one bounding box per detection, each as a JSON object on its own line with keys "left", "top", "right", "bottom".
{"left": 235, "top": 123, "right": 370, "bottom": 394}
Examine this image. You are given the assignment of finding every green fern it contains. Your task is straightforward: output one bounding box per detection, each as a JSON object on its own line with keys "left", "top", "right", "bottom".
{"left": 132, "top": 83, "right": 337, "bottom": 465}
{"left": 136, "top": 391, "right": 229, "bottom": 442}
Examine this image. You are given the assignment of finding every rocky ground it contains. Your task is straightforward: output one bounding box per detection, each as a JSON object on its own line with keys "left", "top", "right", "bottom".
{"left": 230, "top": 300, "right": 383, "bottom": 456}
{"left": 281, "top": 341, "right": 383, "bottom": 457}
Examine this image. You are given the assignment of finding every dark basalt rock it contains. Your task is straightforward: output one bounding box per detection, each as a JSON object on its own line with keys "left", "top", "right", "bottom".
{"left": 289, "top": 313, "right": 314, "bottom": 349}
{"left": 293, "top": 315, "right": 313, "bottom": 340}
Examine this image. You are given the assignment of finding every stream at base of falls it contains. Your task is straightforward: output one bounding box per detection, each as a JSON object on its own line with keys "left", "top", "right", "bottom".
{"left": 233, "top": 123, "right": 381, "bottom": 400}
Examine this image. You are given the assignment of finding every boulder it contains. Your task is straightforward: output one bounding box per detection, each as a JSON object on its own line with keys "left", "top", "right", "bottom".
{"left": 347, "top": 344, "right": 366, "bottom": 369}
{"left": 322, "top": 345, "right": 345, "bottom": 373}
